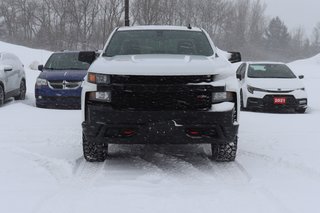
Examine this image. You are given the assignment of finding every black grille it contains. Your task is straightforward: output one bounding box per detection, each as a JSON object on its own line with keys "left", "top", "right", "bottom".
{"left": 263, "top": 95, "right": 297, "bottom": 107}
{"left": 112, "top": 90, "right": 212, "bottom": 110}
{"left": 111, "top": 75, "right": 214, "bottom": 85}
{"left": 263, "top": 95, "right": 297, "bottom": 109}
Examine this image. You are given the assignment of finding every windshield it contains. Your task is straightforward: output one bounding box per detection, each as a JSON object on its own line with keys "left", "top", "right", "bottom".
{"left": 44, "top": 52, "right": 90, "bottom": 70}
{"left": 104, "top": 30, "right": 214, "bottom": 57}
{"left": 248, "top": 64, "right": 296, "bottom": 79}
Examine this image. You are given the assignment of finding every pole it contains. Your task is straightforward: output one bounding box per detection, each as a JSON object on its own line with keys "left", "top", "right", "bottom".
{"left": 125, "top": 0, "right": 130, "bottom": 26}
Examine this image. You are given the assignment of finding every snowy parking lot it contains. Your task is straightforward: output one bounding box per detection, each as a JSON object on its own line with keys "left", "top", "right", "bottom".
{"left": 1, "top": 42, "right": 320, "bottom": 213}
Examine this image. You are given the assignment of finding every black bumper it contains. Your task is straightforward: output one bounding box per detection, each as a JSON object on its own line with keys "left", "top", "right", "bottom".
{"left": 36, "top": 96, "right": 81, "bottom": 109}
{"left": 247, "top": 96, "right": 307, "bottom": 111}
{"left": 82, "top": 103, "right": 238, "bottom": 145}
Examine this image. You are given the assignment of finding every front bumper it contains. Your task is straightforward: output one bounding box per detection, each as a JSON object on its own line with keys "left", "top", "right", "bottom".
{"left": 35, "top": 86, "right": 82, "bottom": 108}
{"left": 83, "top": 103, "right": 238, "bottom": 145}
{"left": 247, "top": 95, "right": 307, "bottom": 111}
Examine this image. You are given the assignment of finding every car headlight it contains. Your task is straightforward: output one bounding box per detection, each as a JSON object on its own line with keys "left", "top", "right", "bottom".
{"left": 297, "top": 87, "right": 305, "bottom": 91}
{"left": 247, "top": 85, "right": 266, "bottom": 94}
{"left": 36, "top": 78, "right": 47, "bottom": 86}
{"left": 212, "top": 92, "right": 234, "bottom": 103}
{"left": 88, "top": 72, "right": 110, "bottom": 84}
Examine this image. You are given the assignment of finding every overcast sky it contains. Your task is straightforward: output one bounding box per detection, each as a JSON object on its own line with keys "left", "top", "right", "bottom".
{"left": 263, "top": 0, "right": 320, "bottom": 36}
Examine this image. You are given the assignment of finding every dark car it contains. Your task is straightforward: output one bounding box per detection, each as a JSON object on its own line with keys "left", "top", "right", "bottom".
{"left": 35, "top": 51, "right": 90, "bottom": 109}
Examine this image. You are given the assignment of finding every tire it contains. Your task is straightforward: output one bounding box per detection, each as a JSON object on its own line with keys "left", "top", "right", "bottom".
{"left": 0, "top": 84, "right": 4, "bottom": 106}
{"left": 14, "top": 80, "right": 26, "bottom": 100}
{"left": 211, "top": 137, "right": 238, "bottom": 162}
{"left": 296, "top": 108, "right": 306, "bottom": 113}
{"left": 83, "top": 133, "right": 107, "bottom": 162}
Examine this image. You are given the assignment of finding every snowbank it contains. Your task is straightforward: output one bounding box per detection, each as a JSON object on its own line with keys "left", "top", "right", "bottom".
{"left": 0, "top": 41, "right": 52, "bottom": 67}
{"left": 288, "top": 53, "right": 320, "bottom": 79}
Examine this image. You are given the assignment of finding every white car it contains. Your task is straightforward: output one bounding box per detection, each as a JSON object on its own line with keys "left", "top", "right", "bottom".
{"left": 0, "top": 52, "right": 26, "bottom": 106}
{"left": 236, "top": 62, "right": 307, "bottom": 113}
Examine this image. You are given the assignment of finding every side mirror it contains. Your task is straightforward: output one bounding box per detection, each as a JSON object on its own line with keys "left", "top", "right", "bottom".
{"left": 228, "top": 52, "right": 242, "bottom": 63}
{"left": 3, "top": 65, "right": 13, "bottom": 72}
{"left": 236, "top": 73, "right": 242, "bottom": 80}
{"left": 78, "top": 51, "right": 96, "bottom": 64}
{"left": 38, "top": 65, "right": 44, "bottom": 71}
{"left": 298, "top": 75, "right": 304, "bottom": 79}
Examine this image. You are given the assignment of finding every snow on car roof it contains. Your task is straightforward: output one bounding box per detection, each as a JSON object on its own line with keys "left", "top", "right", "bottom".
{"left": 117, "top": 25, "right": 203, "bottom": 32}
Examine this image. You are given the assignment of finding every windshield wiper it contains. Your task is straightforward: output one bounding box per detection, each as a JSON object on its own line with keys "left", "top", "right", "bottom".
{"left": 44, "top": 67, "right": 67, "bottom": 70}
{"left": 63, "top": 68, "right": 85, "bottom": 70}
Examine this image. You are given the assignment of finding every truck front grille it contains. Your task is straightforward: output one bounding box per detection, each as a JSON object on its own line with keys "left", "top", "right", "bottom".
{"left": 111, "top": 75, "right": 214, "bottom": 84}
{"left": 112, "top": 90, "right": 212, "bottom": 110}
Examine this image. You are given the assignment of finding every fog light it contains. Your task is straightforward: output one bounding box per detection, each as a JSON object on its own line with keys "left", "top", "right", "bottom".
{"left": 89, "top": 91, "right": 112, "bottom": 102}
{"left": 212, "top": 92, "right": 233, "bottom": 103}
{"left": 299, "top": 100, "right": 307, "bottom": 104}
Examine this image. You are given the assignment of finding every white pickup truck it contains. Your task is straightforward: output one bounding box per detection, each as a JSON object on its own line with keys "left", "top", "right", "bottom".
{"left": 79, "top": 25, "right": 241, "bottom": 162}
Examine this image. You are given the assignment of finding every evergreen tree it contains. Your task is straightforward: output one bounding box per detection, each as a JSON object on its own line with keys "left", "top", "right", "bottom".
{"left": 265, "top": 16, "right": 291, "bottom": 51}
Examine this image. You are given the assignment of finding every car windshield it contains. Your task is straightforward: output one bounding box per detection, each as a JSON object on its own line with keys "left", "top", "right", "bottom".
{"left": 44, "top": 52, "right": 90, "bottom": 70}
{"left": 103, "top": 30, "right": 214, "bottom": 57}
{"left": 248, "top": 64, "right": 296, "bottom": 79}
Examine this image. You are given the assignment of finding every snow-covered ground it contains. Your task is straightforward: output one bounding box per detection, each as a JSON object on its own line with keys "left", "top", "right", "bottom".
{"left": 1, "top": 41, "right": 320, "bottom": 213}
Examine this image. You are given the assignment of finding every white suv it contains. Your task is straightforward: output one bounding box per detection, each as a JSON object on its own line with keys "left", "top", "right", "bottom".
{"left": 0, "top": 52, "right": 26, "bottom": 106}
{"left": 237, "top": 62, "right": 307, "bottom": 113}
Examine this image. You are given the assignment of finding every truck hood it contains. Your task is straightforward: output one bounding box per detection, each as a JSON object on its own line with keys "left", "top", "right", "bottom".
{"left": 247, "top": 78, "right": 305, "bottom": 90}
{"left": 89, "top": 55, "right": 232, "bottom": 76}
{"left": 39, "top": 70, "right": 87, "bottom": 81}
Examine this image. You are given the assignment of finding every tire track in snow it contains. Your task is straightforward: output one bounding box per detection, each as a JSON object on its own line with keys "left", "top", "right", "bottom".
{"left": 104, "top": 144, "right": 208, "bottom": 179}
{"left": 239, "top": 149, "right": 320, "bottom": 179}
{"left": 255, "top": 186, "right": 292, "bottom": 213}
{"left": 72, "top": 156, "right": 106, "bottom": 184}
{"left": 105, "top": 144, "right": 164, "bottom": 173}
{"left": 5, "top": 146, "right": 73, "bottom": 184}
{"left": 160, "top": 144, "right": 253, "bottom": 183}
{"left": 234, "top": 156, "right": 292, "bottom": 213}
{"left": 33, "top": 156, "right": 106, "bottom": 213}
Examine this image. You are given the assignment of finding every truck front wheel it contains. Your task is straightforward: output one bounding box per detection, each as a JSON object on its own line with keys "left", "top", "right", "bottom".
{"left": 211, "top": 137, "right": 238, "bottom": 162}
{"left": 83, "top": 133, "right": 108, "bottom": 162}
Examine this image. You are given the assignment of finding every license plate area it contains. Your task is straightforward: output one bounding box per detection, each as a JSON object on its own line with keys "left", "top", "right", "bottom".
{"left": 274, "top": 97, "right": 286, "bottom": 105}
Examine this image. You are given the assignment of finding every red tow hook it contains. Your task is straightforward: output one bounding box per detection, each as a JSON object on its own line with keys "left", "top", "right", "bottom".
{"left": 122, "top": 129, "right": 136, "bottom": 137}
{"left": 187, "top": 129, "right": 202, "bottom": 137}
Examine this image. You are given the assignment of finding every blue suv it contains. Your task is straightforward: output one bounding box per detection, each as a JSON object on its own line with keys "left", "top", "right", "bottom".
{"left": 35, "top": 51, "right": 90, "bottom": 109}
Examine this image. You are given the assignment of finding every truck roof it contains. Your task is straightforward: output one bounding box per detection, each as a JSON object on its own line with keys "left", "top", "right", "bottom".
{"left": 117, "top": 25, "right": 203, "bottom": 32}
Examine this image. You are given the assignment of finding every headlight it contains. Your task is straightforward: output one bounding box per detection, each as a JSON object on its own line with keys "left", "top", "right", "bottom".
{"left": 88, "top": 73, "right": 110, "bottom": 84}
{"left": 88, "top": 91, "right": 112, "bottom": 102}
{"left": 297, "top": 87, "right": 305, "bottom": 91}
{"left": 247, "top": 85, "right": 266, "bottom": 94}
{"left": 212, "top": 92, "right": 234, "bottom": 103}
{"left": 36, "top": 78, "right": 47, "bottom": 86}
